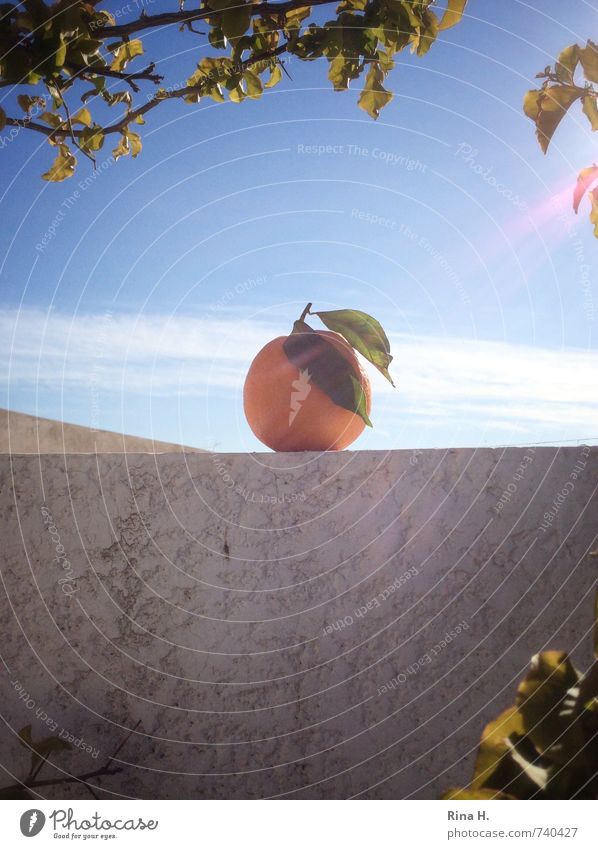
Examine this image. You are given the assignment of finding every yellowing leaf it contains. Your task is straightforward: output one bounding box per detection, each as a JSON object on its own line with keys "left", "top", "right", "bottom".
{"left": 17, "top": 94, "right": 45, "bottom": 114}
{"left": 590, "top": 187, "right": 598, "bottom": 238}
{"left": 442, "top": 788, "right": 514, "bottom": 800}
{"left": 73, "top": 107, "right": 92, "bottom": 127}
{"left": 228, "top": 83, "right": 245, "bottom": 103}
{"left": 410, "top": 9, "right": 439, "bottom": 56}
{"left": 358, "top": 61, "right": 392, "bottom": 119}
{"left": 516, "top": 651, "right": 584, "bottom": 766}
{"left": 112, "top": 133, "right": 130, "bottom": 161}
{"left": 471, "top": 706, "right": 525, "bottom": 789}
{"left": 126, "top": 129, "right": 142, "bottom": 157}
{"left": 54, "top": 36, "right": 67, "bottom": 69}
{"left": 328, "top": 55, "right": 360, "bottom": 91}
{"left": 439, "top": 0, "right": 467, "bottom": 32}
{"left": 579, "top": 40, "right": 598, "bottom": 83}
{"left": 533, "top": 85, "right": 582, "bottom": 153}
{"left": 264, "top": 64, "right": 283, "bottom": 88}
{"left": 573, "top": 165, "right": 598, "bottom": 213}
{"left": 42, "top": 143, "right": 76, "bottom": 182}
{"left": 39, "top": 112, "right": 63, "bottom": 128}
{"left": 110, "top": 39, "right": 144, "bottom": 72}
{"left": 337, "top": 0, "right": 367, "bottom": 9}
{"left": 79, "top": 125, "right": 104, "bottom": 153}
{"left": 556, "top": 44, "right": 580, "bottom": 84}
{"left": 523, "top": 89, "right": 542, "bottom": 121}
{"left": 582, "top": 96, "right": 598, "bottom": 130}
{"left": 244, "top": 69, "right": 263, "bottom": 99}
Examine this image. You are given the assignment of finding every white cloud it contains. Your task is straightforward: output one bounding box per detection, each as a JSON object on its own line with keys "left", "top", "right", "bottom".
{"left": 1, "top": 307, "right": 596, "bottom": 433}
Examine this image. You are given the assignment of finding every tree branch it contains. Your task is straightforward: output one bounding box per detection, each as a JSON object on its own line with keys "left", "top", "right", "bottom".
{"left": 4, "top": 43, "right": 289, "bottom": 142}
{"left": 0, "top": 721, "right": 141, "bottom": 798}
{"left": 67, "top": 62, "right": 164, "bottom": 93}
{"left": 95, "top": 0, "right": 336, "bottom": 39}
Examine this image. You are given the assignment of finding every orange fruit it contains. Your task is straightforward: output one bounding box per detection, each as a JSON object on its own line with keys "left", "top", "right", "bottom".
{"left": 243, "top": 329, "right": 372, "bottom": 451}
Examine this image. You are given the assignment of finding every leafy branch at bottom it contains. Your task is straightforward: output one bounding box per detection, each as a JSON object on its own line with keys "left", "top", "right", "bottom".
{"left": 444, "top": 590, "right": 598, "bottom": 800}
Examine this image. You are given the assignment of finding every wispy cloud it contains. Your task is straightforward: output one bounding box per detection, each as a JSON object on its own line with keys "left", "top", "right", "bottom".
{"left": 1, "top": 307, "right": 596, "bottom": 434}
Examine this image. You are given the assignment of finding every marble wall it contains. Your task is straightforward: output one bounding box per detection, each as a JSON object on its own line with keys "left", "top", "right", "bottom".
{"left": 0, "top": 447, "right": 596, "bottom": 798}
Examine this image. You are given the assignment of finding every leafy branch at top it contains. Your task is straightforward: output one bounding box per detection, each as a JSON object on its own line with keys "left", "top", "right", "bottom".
{"left": 525, "top": 40, "right": 598, "bottom": 238}
{"left": 0, "top": 0, "right": 468, "bottom": 181}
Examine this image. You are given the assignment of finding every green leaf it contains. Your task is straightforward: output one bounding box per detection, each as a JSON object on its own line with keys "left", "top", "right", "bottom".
{"left": 221, "top": 4, "right": 252, "bottom": 40}
{"left": 0, "top": 106, "right": 6, "bottom": 132}
{"left": 582, "top": 96, "right": 598, "bottom": 130}
{"left": 573, "top": 165, "right": 598, "bottom": 213}
{"left": 556, "top": 44, "right": 580, "bottom": 84}
{"left": 579, "top": 40, "right": 598, "bottom": 84}
{"left": 350, "top": 373, "right": 372, "bottom": 427}
{"left": 42, "top": 143, "right": 76, "bottom": 182}
{"left": 315, "top": 308, "right": 394, "bottom": 385}
{"left": 516, "top": 651, "right": 585, "bottom": 766}
{"left": 283, "top": 321, "right": 373, "bottom": 427}
{"left": 439, "top": 0, "right": 467, "bottom": 32}
{"left": 110, "top": 39, "right": 144, "bottom": 72}
{"left": 358, "top": 61, "right": 392, "bottom": 119}
{"left": 529, "top": 85, "right": 582, "bottom": 153}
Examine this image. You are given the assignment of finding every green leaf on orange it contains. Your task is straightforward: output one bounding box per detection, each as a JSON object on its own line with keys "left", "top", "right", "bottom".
{"left": 283, "top": 322, "right": 372, "bottom": 427}
{"left": 314, "top": 308, "right": 395, "bottom": 385}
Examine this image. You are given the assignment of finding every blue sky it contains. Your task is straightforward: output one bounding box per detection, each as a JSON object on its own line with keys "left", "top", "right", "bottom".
{"left": 1, "top": 0, "right": 597, "bottom": 451}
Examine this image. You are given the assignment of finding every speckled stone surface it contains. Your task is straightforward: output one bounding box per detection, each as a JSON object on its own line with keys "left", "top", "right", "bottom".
{"left": 0, "top": 447, "right": 596, "bottom": 799}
